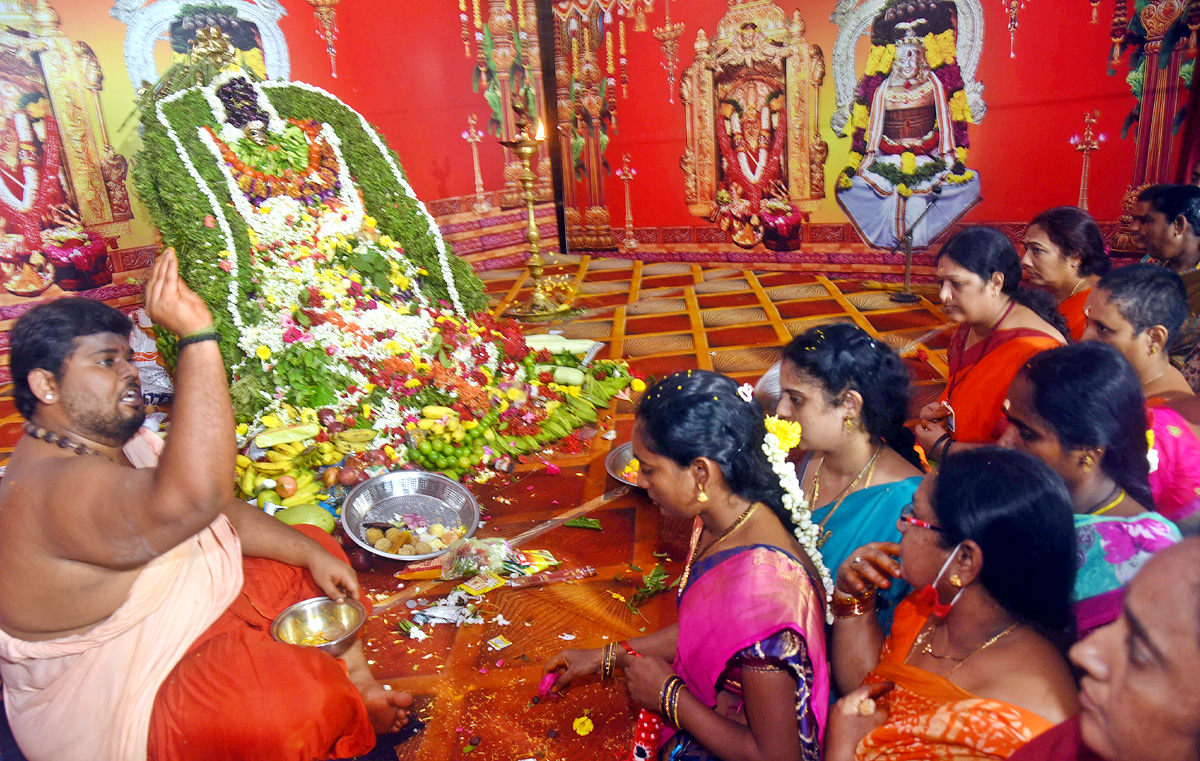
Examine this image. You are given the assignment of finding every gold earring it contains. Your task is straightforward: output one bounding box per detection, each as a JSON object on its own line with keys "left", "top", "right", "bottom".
{"left": 1150, "top": 345, "right": 1159, "bottom": 355}
{"left": 844, "top": 418, "right": 854, "bottom": 432}
{"left": 1081, "top": 454, "right": 1094, "bottom": 473}
{"left": 696, "top": 484, "right": 708, "bottom": 503}
{"left": 949, "top": 574, "right": 963, "bottom": 588}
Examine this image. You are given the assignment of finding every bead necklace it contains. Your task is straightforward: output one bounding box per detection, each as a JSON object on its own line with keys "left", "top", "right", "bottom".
{"left": 810, "top": 445, "right": 883, "bottom": 549}
{"left": 22, "top": 421, "right": 113, "bottom": 461}
{"left": 678, "top": 501, "right": 759, "bottom": 592}
{"left": 913, "top": 621, "right": 1021, "bottom": 674}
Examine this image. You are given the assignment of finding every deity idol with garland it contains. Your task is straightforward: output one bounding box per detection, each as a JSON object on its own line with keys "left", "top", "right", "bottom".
{"left": 136, "top": 68, "right": 635, "bottom": 479}
{"left": 836, "top": 0, "right": 982, "bottom": 249}
{"left": 0, "top": 74, "right": 109, "bottom": 294}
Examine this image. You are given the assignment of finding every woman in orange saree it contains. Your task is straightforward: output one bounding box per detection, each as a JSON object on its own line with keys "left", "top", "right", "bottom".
{"left": 1019, "top": 207, "right": 1111, "bottom": 342}
{"left": 916, "top": 227, "right": 1066, "bottom": 459}
{"left": 822, "top": 448, "right": 1079, "bottom": 761}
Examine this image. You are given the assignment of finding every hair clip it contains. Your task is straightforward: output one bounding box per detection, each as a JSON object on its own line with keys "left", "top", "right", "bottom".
{"left": 737, "top": 383, "right": 754, "bottom": 403}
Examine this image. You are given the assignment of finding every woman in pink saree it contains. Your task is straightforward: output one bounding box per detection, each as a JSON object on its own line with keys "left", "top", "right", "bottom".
{"left": 545, "top": 370, "right": 830, "bottom": 760}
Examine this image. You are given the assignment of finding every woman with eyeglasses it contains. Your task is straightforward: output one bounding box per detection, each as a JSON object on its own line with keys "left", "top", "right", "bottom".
{"left": 823, "top": 448, "right": 1079, "bottom": 761}
{"left": 998, "top": 342, "right": 1182, "bottom": 635}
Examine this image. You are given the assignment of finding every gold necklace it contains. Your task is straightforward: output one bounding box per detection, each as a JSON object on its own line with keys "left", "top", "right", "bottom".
{"left": 810, "top": 445, "right": 882, "bottom": 549}
{"left": 1064, "top": 277, "right": 1086, "bottom": 301}
{"left": 678, "top": 501, "right": 759, "bottom": 591}
{"left": 1142, "top": 367, "right": 1168, "bottom": 390}
{"left": 1089, "top": 487, "right": 1126, "bottom": 516}
{"left": 914, "top": 621, "right": 1021, "bottom": 674}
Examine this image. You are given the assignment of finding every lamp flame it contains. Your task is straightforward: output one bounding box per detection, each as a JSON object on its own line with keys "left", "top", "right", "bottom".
{"left": 535, "top": 120, "right": 545, "bottom": 140}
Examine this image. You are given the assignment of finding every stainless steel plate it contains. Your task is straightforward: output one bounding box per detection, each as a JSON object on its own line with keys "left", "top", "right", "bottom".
{"left": 340, "top": 471, "right": 480, "bottom": 561}
{"left": 603, "top": 441, "right": 641, "bottom": 488}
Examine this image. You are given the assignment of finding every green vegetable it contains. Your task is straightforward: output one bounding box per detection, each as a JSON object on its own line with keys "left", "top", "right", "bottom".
{"left": 564, "top": 517, "right": 603, "bottom": 530}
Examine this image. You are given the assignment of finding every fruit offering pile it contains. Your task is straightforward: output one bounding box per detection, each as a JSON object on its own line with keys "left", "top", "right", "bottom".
{"left": 234, "top": 350, "right": 644, "bottom": 534}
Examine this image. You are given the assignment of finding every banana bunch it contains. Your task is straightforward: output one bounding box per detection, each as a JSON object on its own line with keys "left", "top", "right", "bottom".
{"left": 414, "top": 405, "right": 468, "bottom": 444}
{"left": 237, "top": 438, "right": 339, "bottom": 501}
{"left": 333, "top": 428, "right": 377, "bottom": 454}
{"left": 278, "top": 469, "right": 322, "bottom": 507}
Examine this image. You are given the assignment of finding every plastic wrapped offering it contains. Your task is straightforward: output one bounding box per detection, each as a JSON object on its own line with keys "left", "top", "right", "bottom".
{"left": 439, "top": 537, "right": 512, "bottom": 580}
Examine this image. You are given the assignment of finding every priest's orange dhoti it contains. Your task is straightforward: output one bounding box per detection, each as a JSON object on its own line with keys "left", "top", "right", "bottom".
{"left": 146, "top": 523, "right": 376, "bottom": 761}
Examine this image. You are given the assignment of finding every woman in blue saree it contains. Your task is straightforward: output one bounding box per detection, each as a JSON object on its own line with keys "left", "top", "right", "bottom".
{"left": 775, "top": 324, "right": 924, "bottom": 627}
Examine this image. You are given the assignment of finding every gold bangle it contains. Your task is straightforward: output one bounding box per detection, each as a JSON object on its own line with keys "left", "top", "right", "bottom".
{"left": 832, "top": 588, "right": 877, "bottom": 619}
{"left": 669, "top": 680, "right": 686, "bottom": 727}
{"left": 601, "top": 642, "right": 616, "bottom": 680}
{"left": 661, "top": 675, "right": 683, "bottom": 720}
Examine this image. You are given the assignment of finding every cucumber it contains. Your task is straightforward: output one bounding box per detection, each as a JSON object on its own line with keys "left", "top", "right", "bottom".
{"left": 523, "top": 335, "right": 599, "bottom": 354}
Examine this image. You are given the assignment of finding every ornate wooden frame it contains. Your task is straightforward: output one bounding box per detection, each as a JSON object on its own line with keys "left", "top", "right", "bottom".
{"left": 680, "top": 0, "right": 826, "bottom": 218}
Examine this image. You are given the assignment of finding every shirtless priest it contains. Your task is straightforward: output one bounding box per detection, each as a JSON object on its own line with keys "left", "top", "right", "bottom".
{"left": 0, "top": 250, "right": 412, "bottom": 761}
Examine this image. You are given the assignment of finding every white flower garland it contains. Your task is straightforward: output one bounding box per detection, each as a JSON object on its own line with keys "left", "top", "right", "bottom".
{"left": 195, "top": 120, "right": 365, "bottom": 245}
{"left": 155, "top": 88, "right": 246, "bottom": 376}
{"left": 762, "top": 429, "right": 834, "bottom": 622}
{"left": 260, "top": 80, "right": 467, "bottom": 316}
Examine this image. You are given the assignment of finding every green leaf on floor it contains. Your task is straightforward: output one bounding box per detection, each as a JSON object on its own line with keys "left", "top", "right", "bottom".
{"left": 564, "top": 517, "right": 603, "bottom": 530}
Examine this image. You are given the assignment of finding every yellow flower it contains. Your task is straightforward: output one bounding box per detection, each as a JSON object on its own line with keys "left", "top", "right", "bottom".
{"left": 864, "top": 45, "right": 883, "bottom": 76}
{"left": 764, "top": 416, "right": 802, "bottom": 452}
{"left": 572, "top": 716, "right": 594, "bottom": 736}
{"left": 364, "top": 383, "right": 376, "bottom": 394}
{"left": 631, "top": 378, "right": 647, "bottom": 393}
{"left": 847, "top": 151, "right": 864, "bottom": 171}
{"left": 955, "top": 147, "right": 969, "bottom": 165}
{"left": 384, "top": 445, "right": 396, "bottom": 458}
{"left": 897, "top": 183, "right": 913, "bottom": 197}
{"left": 852, "top": 103, "right": 870, "bottom": 130}
{"left": 506, "top": 387, "right": 525, "bottom": 401}
{"left": 261, "top": 414, "right": 282, "bottom": 428}
{"left": 236, "top": 423, "right": 249, "bottom": 436}
{"left": 838, "top": 172, "right": 853, "bottom": 190}
{"left": 936, "top": 30, "right": 957, "bottom": 65}
{"left": 363, "top": 215, "right": 377, "bottom": 229}
{"left": 379, "top": 235, "right": 396, "bottom": 248}
{"left": 900, "top": 152, "right": 917, "bottom": 176}
{"left": 404, "top": 378, "right": 423, "bottom": 388}
{"left": 880, "top": 44, "right": 896, "bottom": 74}
{"left": 24, "top": 97, "right": 48, "bottom": 120}
{"left": 950, "top": 90, "right": 971, "bottom": 123}
{"left": 362, "top": 404, "right": 372, "bottom": 417}
{"left": 922, "top": 33, "right": 943, "bottom": 69}
{"left": 256, "top": 345, "right": 272, "bottom": 361}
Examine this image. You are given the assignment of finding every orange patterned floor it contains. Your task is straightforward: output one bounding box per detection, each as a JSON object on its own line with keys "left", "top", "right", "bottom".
{"left": 0, "top": 257, "right": 950, "bottom": 760}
